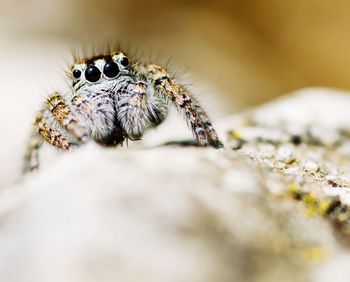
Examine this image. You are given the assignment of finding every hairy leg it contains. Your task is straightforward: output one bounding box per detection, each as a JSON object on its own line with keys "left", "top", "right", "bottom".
{"left": 23, "top": 111, "right": 72, "bottom": 173}
{"left": 46, "top": 92, "right": 88, "bottom": 143}
{"left": 116, "top": 81, "right": 166, "bottom": 140}
{"left": 23, "top": 92, "right": 88, "bottom": 173}
{"left": 135, "top": 64, "right": 223, "bottom": 148}
{"left": 23, "top": 128, "right": 42, "bottom": 173}
{"left": 71, "top": 93, "right": 126, "bottom": 145}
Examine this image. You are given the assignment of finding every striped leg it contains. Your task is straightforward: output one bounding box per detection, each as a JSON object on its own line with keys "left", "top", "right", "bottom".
{"left": 46, "top": 93, "right": 88, "bottom": 143}
{"left": 23, "top": 111, "right": 72, "bottom": 173}
{"left": 23, "top": 129, "right": 42, "bottom": 173}
{"left": 34, "top": 111, "right": 71, "bottom": 149}
{"left": 136, "top": 64, "right": 223, "bottom": 148}
{"left": 23, "top": 92, "right": 88, "bottom": 173}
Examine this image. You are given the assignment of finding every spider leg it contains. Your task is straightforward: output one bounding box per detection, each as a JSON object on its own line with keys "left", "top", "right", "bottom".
{"left": 23, "top": 92, "right": 88, "bottom": 173}
{"left": 117, "top": 81, "right": 166, "bottom": 140}
{"left": 23, "top": 127, "right": 42, "bottom": 173}
{"left": 46, "top": 92, "right": 88, "bottom": 143}
{"left": 23, "top": 111, "right": 73, "bottom": 173}
{"left": 135, "top": 64, "right": 223, "bottom": 148}
{"left": 71, "top": 94, "right": 127, "bottom": 145}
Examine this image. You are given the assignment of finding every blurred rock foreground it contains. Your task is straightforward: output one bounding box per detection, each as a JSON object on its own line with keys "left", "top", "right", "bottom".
{"left": 3, "top": 88, "right": 350, "bottom": 282}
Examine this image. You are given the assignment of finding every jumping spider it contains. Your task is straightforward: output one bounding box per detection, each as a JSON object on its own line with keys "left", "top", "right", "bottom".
{"left": 23, "top": 51, "right": 223, "bottom": 172}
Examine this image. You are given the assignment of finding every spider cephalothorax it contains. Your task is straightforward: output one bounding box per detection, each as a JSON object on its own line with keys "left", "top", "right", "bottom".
{"left": 23, "top": 51, "right": 223, "bottom": 172}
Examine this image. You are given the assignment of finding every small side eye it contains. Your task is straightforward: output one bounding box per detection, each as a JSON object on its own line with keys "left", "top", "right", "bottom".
{"left": 103, "top": 61, "right": 119, "bottom": 78}
{"left": 85, "top": 65, "right": 101, "bottom": 82}
{"left": 120, "top": 57, "right": 129, "bottom": 67}
{"left": 73, "top": 69, "right": 81, "bottom": 79}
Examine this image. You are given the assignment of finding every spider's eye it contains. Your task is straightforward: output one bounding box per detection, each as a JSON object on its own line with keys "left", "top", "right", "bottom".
{"left": 120, "top": 57, "right": 129, "bottom": 67}
{"left": 103, "top": 61, "right": 119, "bottom": 78}
{"left": 85, "top": 65, "right": 101, "bottom": 82}
{"left": 73, "top": 69, "right": 81, "bottom": 79}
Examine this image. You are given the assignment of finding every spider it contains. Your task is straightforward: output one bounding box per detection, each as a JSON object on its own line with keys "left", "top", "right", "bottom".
{"left": 23, "top": 51, "right": 223, "bottom": 172}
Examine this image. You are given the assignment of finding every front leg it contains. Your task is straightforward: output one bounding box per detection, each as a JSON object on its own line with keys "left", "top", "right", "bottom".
{"left": 23, "top": 111, "right": 73, "bottom": 173}
{"left": 135, "top": 64, "right": 223, "bottom": 148}
{"left": 116, "top": 81, "right": 166, "bottom": 140}
{"left": 46, "top": 92, "right": 88, "bottom": 143}
{"left": 23, "top": 92, "right": 88, "bottom": 173}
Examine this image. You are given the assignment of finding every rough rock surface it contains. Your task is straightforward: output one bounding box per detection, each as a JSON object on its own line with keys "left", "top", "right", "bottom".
{"left": 2, "top": 88, "right": 350, "bottom": 282}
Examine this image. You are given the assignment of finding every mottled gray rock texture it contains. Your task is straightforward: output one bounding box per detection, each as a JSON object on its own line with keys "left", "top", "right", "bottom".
{"left": 2, "top": 88, "right": 350, "bottom": 282}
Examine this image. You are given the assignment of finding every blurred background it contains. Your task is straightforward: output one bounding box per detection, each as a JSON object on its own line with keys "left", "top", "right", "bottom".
{"left": 1, "top": 0, "right": 350, "bottom": 185}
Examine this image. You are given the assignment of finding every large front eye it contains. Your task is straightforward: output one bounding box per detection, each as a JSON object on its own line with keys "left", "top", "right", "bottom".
{"left": 103, "top": 62, "right": 119, "bottom": 78}
{"left": 85, "top": 65, "right": 101, "bottom": 82}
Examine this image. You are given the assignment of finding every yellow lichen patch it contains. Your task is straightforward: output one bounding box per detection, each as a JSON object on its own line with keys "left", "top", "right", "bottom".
{"left": 287, "top": 183, "right": 300, "bottom": 197}
{"left": 230, "top": 130, "right": 242, "bottom": 139}
{"left": 337, "top": 213, "right": 349, "bottom": 222}
{"left": 302, "top": 194, "right": 320, "bottom": 217}
{"left": 304, "top": 206, "right": 318, "bottom": 217}
{"left": 318, "top": 200, "right": 331, "bottom": 215}
{"left": 302, "top": 246, "right": 327, "bottom": 263}
{"left": 303, "top": 194, "right": 316, "bottom": 205}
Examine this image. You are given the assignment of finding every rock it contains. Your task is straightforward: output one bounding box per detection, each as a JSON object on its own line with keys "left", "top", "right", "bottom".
{"left": 2, "top": 88, "right": 350, "bottom": 282}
